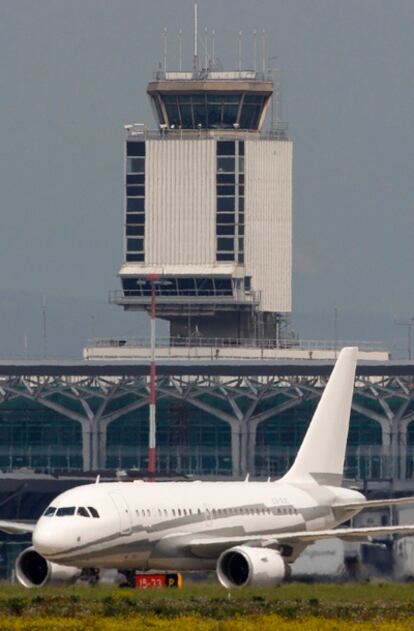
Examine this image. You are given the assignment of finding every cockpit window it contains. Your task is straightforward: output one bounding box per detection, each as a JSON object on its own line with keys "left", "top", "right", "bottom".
{"left": 56, "top": 507, "right": 76, "bottom": 517}
{"left": 88, "top": 506, "right": 100, "bottom": 518}
{"left": 77, "top": 507, "right": 90, "bottom": 518}
{"left": 43, "top": 506, "right": 57, "bottom": 517}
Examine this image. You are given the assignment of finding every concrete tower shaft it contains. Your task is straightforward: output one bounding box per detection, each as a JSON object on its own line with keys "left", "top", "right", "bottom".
{"left": 113, "top": 68, "right": 292, "bottom": 342}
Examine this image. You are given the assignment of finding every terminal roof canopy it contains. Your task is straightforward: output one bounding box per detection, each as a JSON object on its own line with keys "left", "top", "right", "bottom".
{"left": 147, "top": 71, "right": 273, "bottom": 131}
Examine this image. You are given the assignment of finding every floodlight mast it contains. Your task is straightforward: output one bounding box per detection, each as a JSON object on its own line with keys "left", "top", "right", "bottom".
{"left": 147, "top": 273, "right": 159, "bottom": 477}
{"left": 144, "top": 275, "right": 172, "bottom": 477}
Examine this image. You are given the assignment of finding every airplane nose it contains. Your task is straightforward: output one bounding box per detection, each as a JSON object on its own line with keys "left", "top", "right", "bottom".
{"left": 33, "top": 521, "right": 69, "bottom": 557}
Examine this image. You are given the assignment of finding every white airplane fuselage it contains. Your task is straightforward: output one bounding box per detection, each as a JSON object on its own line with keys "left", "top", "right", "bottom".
{"left": 33, "top": 480, "right": 363, "bottom": 571}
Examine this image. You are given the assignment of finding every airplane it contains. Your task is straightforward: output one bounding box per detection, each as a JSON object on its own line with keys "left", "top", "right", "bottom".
{"left": 3, "top": 346, "right": 414, "bottom": 588}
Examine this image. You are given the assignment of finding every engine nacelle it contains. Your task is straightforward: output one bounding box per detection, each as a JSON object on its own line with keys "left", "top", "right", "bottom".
{"left": 216, "top": 546, "right": 289, "bottom": 588}
{"left": 15, "top": 547, "right": 82, "bottom": 588}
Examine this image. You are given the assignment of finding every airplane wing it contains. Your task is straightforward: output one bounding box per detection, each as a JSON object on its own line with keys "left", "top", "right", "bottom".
{"left": 0, "top": 520, "right": 36, "bottom": 534}
{"left": 188, "top": 525, "right": 414, "bottom": 557}
{"left": 334, "top": 496, "right": 414, "bottom": 510}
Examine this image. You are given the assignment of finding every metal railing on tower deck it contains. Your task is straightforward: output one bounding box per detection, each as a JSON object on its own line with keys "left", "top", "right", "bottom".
{"left": 109, "top": 289, "right": 261, "bottom": 306}
{"left": 124, "top": 125, "right": 289, "bottom": 141}
{"left": 89, "top": 336, "right": 387, "bottom": 351}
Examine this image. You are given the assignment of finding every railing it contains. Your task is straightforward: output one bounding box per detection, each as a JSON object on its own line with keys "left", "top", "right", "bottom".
{"left": 154, "top": 69, "right": 268, "bottom": 81}
{"left": 109, "top": 289, "right": 261, "bottom": 305}
{"left": 88, "top": 336, "right": 387, "bottom": 353}
{"left": 124, "top": 125, "right": 289, "bottom": 141}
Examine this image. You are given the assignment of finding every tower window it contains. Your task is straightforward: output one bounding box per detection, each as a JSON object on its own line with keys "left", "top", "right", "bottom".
{"left": 127, "top": 238, "right": 144, "bottom": 252}
{"left": 127, "top": 186, "right": 145, "bottom": 197}
{"left": 127, "top": 198, "right": 145, "bottom": 212}
{"left": 217, "top": 238, "right": 234, "bottom": 252}
{"left": 217, "top": 197, "right": 235, "bottom": 212}
{"left": 127, "top": 142, "right": 145, "bottom": 157}
{"left": 217, "top": 157, "right": 235, "bottom": 173}
{"left": 217, "top": 141, "right": 235, "bottom": 156}
{"left": 127, "top": 158, "right": 145, "bottom": 173}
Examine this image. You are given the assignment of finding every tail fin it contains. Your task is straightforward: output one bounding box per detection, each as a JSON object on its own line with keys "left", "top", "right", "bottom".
{"left": 282, "top": 347, "right": 358, "bottom": 486}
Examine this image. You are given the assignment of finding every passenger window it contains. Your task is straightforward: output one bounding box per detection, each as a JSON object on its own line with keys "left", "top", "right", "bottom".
{"left": 164, "top": 509, "right": 168, "bottom": 517}
{"left": 189, "top": 508, "right": 193, "bottom": 515}
{"left": 183, "top": 509, "right": 187, "bottom": 516}
{"left": 178, "top": 509, "right": 182, "bottom": 516}
{"left": 43, "top": 506, "right": 57, "bottom": 517}
{"left": 147, "top": 509, "right": 151, "bottom": 517}
{"left": 88, "top": 507, "right": 100, "bottom": 518}
{"left": 158, "top": 509, "right": 162, "bottom": 516}
{"left": 56, "top": 507, "right": 76, "bottom": 517}
{"left": 172, "top": 509, "right": 176, "bottom": 516}
{"left": 77, "top": 507, "right": 90, "bottom": 518}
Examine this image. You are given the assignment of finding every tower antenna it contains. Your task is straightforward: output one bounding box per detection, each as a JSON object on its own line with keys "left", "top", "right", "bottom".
{"left": 41, "top": 296, "right": 47, "bottom": 358}
{"left": 178, "top": 28, "right": 183, "bottom": 71}
{"left": 262, "top": 29, "right": 267, "bottom": 74}
{"left": 193, "top": 3, "right": 199, "bottom": 72}
{"left": 204, "top": 26, "right": 208, "bottom": 70}
{"left": 238, "top": 31, "right": 243, "bottom": 73}
{"left": 253, "top": 29, "right": 257, "bottom": 72}
{"left": 212, "top": 28, "right": 215, "bottom": 67}
{"left": 163, "top": 27, "right": 168, "bottom": 72}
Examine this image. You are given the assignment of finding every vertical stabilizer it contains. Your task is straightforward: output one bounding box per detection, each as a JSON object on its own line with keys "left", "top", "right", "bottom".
{"left": 282, "top": 347, "right": 358, "bottom": 486}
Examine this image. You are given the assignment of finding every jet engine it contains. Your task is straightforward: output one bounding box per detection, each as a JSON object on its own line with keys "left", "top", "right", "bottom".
{"left": 216, "top": 546, "right": 289, "bottom": 588}
{"left": 15, "top": 547, "right": 81, "bottom": 588}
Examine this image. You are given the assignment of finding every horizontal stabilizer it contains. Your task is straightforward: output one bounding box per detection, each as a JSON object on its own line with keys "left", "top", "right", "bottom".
{"left": 334, "top": 496, "right": 414, "bottom": 511}
{"left": 0, "top": 520, "right": 36, "bottom": 534}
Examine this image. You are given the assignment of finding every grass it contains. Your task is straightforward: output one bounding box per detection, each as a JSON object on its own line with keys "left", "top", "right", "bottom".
{"left": 0, "top": 582, "right": 413, "bottom": 628}
{"left": 0, "top": 581, "right": 412, "bottom": 614}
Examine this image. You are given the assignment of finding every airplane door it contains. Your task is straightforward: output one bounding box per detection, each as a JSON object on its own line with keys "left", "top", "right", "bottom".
{"left": 110, "top": 493, "right": 132, "bottom": 536}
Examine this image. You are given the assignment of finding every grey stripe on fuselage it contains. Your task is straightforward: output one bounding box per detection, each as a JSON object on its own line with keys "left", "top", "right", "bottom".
{"left": 44, "top": 502, "right": 332, "bottom": 564}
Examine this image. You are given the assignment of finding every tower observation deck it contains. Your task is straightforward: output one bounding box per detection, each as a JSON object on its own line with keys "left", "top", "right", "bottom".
{"left": 112, "top": 64, "right": 292, "bottom": 341}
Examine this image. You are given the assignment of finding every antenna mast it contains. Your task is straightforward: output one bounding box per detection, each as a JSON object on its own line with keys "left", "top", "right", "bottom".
{"left": 262, "top": 29, "right": 267, "bottom": 74}
{"left": 163, "top": 27, "right": 168, "bottom": 72}
{"left": 204, "top": 26, "right": 208, "bottom": 70}
{"left": 238, "top": 31, "right": 243, "bottom": 73}
{"left": 253, "top": 29, "right": 257, "bottom": 72}
{"left": 178, "top": 28, "right": 183, "bottom": 71}
{"left": 193, "top": 3, "right": 199, "bottom": 72}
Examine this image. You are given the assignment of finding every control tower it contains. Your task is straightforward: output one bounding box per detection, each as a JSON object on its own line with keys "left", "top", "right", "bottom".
{"left": 111, "top": 38, "right": 292, "bottom": 341}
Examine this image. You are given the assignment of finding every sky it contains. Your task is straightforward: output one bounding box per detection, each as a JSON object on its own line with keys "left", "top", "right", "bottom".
{"left": 0, "top": 0, "right": 413, "bottom": 355}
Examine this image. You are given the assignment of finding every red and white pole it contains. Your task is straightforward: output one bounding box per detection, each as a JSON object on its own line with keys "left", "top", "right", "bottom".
{"left": 147, "top": 274, "right": 159, "bottom": 476}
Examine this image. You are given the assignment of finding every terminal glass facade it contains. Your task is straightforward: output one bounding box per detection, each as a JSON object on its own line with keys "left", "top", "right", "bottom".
{"left": 0, "top": 401, "right": 82, "bottom": 471}
{"left": 106, "top": 400, "right": 231, "bottom": 475}
{"left": 0, "top": 386, "right": 409, "bottom": 482}
{"left": 256, "top": 404, "right": 385, "bottom": 479}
